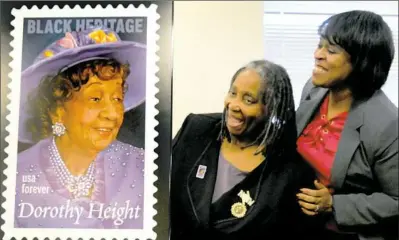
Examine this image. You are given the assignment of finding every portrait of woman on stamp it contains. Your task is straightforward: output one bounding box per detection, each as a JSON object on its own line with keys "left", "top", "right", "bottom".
{"left": 170, "top": 60, "right": 315, "bottom": 239}
{"left": 14, "top": 27, "right": 147, "bottom": 229}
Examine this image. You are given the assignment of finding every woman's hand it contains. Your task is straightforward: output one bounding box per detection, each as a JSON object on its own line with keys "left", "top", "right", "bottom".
{"left": 296, "top": 180, "right": 333, "bottom": 216}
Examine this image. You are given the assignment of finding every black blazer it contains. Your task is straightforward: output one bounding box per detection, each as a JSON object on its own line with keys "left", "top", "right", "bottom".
{"left": 296, "top": 79, "right": 399, "bottom": 240}
{"left": 170, "top": 113, "right": 317, "bottom": 240}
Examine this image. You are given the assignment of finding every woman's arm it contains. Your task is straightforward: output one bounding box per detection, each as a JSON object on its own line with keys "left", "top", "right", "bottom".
{"left": 170, "top": 113, "right": 193, "bottom": 240}
{"left": 333, "top": 146, "right": 398, "bottom": 226}
{"left": 172, "top": 113, "right": 193, "bottom": 151}
{"left": 279, "top": 158, "right": 324, "bottom": 239}
{"left": 333, "top": 119, "right": 398, "bottom": 228}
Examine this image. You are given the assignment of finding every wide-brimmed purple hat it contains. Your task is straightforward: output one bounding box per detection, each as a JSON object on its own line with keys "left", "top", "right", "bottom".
{"left": 19, "top": 27, "right": 146, "bottom": 143}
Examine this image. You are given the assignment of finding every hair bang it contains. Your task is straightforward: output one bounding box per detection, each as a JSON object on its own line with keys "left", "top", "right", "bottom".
{"left": 318, "top": 18, "right": 345, "bottom": 47}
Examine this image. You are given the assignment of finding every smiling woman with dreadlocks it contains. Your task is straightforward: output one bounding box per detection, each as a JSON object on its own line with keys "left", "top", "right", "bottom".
{"left": 170, "top": 60, "right": 315, "bottom": 239}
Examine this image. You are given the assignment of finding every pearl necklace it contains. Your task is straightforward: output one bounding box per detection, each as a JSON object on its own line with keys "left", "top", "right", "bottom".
{"left": 48, "top": 138, "right": 95, "bottom": 199}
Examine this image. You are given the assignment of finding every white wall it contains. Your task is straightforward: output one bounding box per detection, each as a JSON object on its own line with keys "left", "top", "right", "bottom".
{"left": 172, "top": 1, "right": 265, "bottom": 137}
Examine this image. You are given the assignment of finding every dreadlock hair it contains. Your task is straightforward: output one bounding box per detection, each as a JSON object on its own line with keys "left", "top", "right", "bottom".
{"left": 219, "top": 60, "right": 297, "bottom": 158}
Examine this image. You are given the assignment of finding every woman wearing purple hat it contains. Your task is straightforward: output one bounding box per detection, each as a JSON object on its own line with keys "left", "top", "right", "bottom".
{"left": 15, "top": 27, "right": 147, "bottom": 229}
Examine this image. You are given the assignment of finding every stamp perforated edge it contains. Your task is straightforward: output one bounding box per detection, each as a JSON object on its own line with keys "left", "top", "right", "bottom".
{"left": 2, "top": 4, "right": 160, "bottom": 240}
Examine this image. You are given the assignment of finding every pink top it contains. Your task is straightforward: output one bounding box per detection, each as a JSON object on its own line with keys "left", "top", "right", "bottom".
{"left": 297, "top": 96, "right": 348, "bottom": 187}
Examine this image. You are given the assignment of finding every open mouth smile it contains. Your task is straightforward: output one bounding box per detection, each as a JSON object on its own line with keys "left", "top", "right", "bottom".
{"left": 227, "top": 114, "right": 244, "bottom": 128}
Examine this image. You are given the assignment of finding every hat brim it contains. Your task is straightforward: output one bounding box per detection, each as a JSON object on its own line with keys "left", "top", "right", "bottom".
{"left": 18, "top": 42, "right": 147, "bottom": 143}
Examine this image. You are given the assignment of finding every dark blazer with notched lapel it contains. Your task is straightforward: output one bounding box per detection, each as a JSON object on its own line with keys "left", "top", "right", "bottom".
{"left": 296, "top": 79, "right": 399, "bottom": 240}
{"left": 170, "top": 113, "right": 317, "bottom": 240}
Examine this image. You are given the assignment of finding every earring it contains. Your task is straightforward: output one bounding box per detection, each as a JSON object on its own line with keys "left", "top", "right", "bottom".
{"left": 52, "top": 122, "right": 66, "bottom": 137}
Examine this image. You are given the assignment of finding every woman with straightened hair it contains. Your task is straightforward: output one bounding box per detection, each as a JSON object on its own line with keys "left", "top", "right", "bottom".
{"left": 295, "top": 10, "right": 398, "bottom": 240}
{"left": 170, "top": 60, "right": 315, "bottom": 239}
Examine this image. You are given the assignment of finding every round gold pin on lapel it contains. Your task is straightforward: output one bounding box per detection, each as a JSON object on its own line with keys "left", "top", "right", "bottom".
{"left": 231, "top": 202, "right": 247, "bottom": 218}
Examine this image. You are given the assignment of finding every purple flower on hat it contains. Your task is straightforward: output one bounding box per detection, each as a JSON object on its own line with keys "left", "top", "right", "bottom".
{"left": 72, "top": 30, "right": 93, "bottom": 46}
{"left": 68, "top": 28, "right": 102, "bottom": 47}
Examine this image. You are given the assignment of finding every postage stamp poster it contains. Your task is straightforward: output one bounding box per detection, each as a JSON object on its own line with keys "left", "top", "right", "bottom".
{"left": 2, "top": 4, "right": 159, "bottom": 239}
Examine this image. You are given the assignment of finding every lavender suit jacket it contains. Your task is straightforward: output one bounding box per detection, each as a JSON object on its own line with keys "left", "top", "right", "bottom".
{"left": 14, "top": 137, "right": 145, "bottom": 229}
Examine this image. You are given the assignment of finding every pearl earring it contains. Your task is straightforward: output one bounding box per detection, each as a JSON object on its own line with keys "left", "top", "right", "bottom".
{"left": 52, "top": 122, "right": 66, "bottom": 137}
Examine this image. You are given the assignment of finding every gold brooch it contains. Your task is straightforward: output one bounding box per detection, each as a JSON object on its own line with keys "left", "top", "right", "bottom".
{"left": 231, "top": 190, "right": 255, "bottom": 218}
